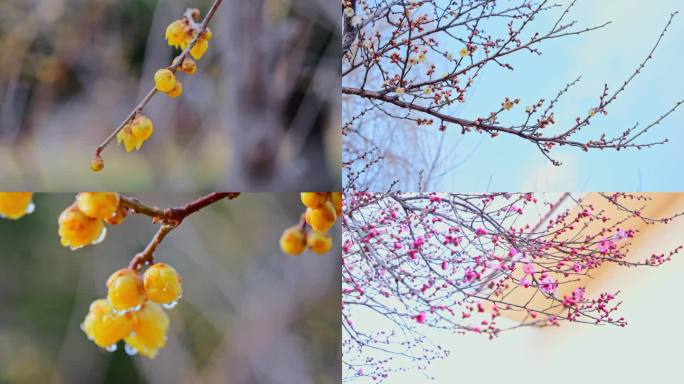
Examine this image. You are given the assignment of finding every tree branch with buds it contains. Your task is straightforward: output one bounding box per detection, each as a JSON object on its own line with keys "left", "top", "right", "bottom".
{"left": 91, "top": 0, "right": 224, "bottom": 172}
{"left": 342, "top": 0, "right": 683, "bottom": 189}
{"left": 342, "top": 192, "right": 683, "bottom": 381}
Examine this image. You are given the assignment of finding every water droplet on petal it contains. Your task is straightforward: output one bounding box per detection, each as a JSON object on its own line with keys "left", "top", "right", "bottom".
{"left": 25, "top": 202, "right": 35, "bottom": 214}
{"left": 70, "top": 245, "right": 84, "bottom": 251}
{"left": 92, "top": 227, "right": 107, "bottom": 245}
{"left": 162, "top": 301, "right": 177, "bottom": 309}
{"left": 113, "top": 303, "right": 142, "bottom": 315}
{"left": 106, "top": 343, "right": 118, "bottom": 352}
{"left": 125, "top": 344, "right": 138, "bottom": 356}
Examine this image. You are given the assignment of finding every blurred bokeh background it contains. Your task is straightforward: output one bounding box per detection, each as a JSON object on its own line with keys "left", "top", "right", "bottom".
{"left": 0, "top": 0, "right": 340, "bottom": 191}
{"left": 0, "top": 193, "right": 340, "bottom": 383}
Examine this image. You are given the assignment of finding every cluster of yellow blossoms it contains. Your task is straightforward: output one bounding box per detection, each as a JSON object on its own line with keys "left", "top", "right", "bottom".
{"left": 0, "top": 192, "right": 34, "bottom": 220}
{"left": 116, "top": 115, "right": 155, "bottom": 153}
{"left": 165, "top": 14, "right": 213, "bottom": 59}
{"left": 113, "top": 10, "right": 212, "bottom": 157}
{"left": 279, "top": 192, "right": 341, "bottom": 256}
{"left": 58, "top": 192, "right": 126, "bottom": 250}
{"left": 82, "top": 262, "right": 183, "bottom": 358}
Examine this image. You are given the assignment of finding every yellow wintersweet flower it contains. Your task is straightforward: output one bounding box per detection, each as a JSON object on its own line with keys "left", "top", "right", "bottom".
{"left": 280, "top": 225, "right": 307, "bottom": 256}
{"left": 0, "top": 192, "right": 34, "bottom": 220}
{"left": 300, "top": 192, "right": 330, "bottom": 209}
{"left": 165, "top": 20, "right": 187, "bottom": 49}
{"left": 82, "top": 299, "right": 134, "bottom": 349}
{"left": 166, "top": 81, "right": 183, "bottom": 98}
{"left": 154, "top": 69, "right": 176, "bottom": 93}
{"left": 124, "top": 301, "right": 170, "bottom": 359}
{"left": 190, "top": 38, "right": 209, "bottom": 60}
{"left": 76, "top": 192, "right": 120, "bottom": 220}
{"left": 117, "top": 115, "right": 154, "bottom": 152}
{"left": 58, "top": 205, "right": 106, "bottom": 249}
{"left": 107, "top": 268, "right": 145, "bottom": 313}
{"left": 307, "top": 231, "right": 333, "bottom": 255}
{"left": 143, "top": 263, "right": 183, "bottom": 305}
{"left": 330, "top": 192, "right": 342, "bottom": 215}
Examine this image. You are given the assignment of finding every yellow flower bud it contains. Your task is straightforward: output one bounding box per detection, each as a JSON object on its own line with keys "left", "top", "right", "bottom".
{"left": 107, "top": 268, "right": 145, "bottom": 313}
{"left": 91, "top": 157, "right": 104, "bottom": 172}
{"left": 300, "top": 192, "right": 330, "bottom": 209}
{"left": 143, "top": 263, "right": 183, "bottom": 305}
{"left": 180, "top": 58, "right": 197, "bottom": 74}
{"left": 105, "top": 205, "right": 128, "bottom": 226}
{"left": 305, "top": 201, "right": 337, "bottom": 232}
{"left": 279, "top": 225, "right": 306, "bottom": 256}
{"left": 166, "top": 80, "right": 183, "bottom": 98}
{"left": 165, "top": 19, "right": 186, "bottom": 48}
{"left": 331, "top": 192, "right": 342, "bottom": 215}
{"left": 154, "top": 68, "right": 176, "bottom": 92}
{"left": 307, "top": 231, "right": 332, "bottom": 255}
{"left": 131, "top": 115, "right": 154, "bottom": 141}
{"left": 76, "top": 192, "right": 120, "bottom": 220}
{"left": 190, "top": 38, "right": 209, "bottom": 60}
{"left": 58, "top": 205, "right": 106, "bottom": 249}
{"left": 0, "top": 192, "right": 34, "bottom": 220}
{"left": 124, "top": 301, "right": 170, "bottom": 359}
{"left": 82, "top": 299, "right": 133, "bottom": 349}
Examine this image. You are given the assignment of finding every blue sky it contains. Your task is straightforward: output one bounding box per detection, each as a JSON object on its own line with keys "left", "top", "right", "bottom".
{"left": 432, "top": 0, "right": 684, "bottom": 191}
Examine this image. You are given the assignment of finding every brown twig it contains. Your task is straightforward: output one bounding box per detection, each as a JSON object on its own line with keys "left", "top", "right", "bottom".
{"left": 92, "top": 0, "right": 224, "bottom": 169}
{"left": 123, "top": 192, "right": 240, "bottom": 270}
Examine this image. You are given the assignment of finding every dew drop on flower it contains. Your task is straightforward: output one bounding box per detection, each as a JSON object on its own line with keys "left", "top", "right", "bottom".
{"left": 162, "top": 301, "right": 177, "bottom": 309}
{"left": 25, "top": 202, "right": 36, "bottom": 214}
{"left": 124, "top": 344, "right": 138, "bottom": 356}
{"left": 91, "top": 227, "right": 107, "bottom": 245}
{"left": 106, "top": 343, "right": 118, "bottom": 352}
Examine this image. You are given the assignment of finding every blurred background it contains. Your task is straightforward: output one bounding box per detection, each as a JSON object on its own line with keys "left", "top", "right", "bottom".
{"left": 0, "top": 0, "right": 340, "bottom": 191}
{"left": 0, "top": 193, "right": 340, "bottom": 383}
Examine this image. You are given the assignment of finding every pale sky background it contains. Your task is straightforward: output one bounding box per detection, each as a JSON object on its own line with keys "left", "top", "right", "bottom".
{"left": 425, "top": 0, "right": 684, "bottom": 191}
{"left": 348, "top": 193, "right": 684, "bottom": 383}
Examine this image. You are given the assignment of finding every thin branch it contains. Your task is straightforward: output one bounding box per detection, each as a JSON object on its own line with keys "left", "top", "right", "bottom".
{"left": 121, "top": 192, "right": 240, "bottom": 270}
{"left": 120, "top": 192, "right": 240, "bottom": 225}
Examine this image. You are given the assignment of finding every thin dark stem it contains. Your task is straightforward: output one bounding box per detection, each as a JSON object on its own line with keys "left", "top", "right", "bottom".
{"left": 121, "top": 191, "right": 240, "bottom": 270}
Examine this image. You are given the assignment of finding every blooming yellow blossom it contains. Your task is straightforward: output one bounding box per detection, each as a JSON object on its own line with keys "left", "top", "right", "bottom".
{"left": 0, "top": 192, "right": 34, "bottom": 220}
{"left": 117, "top": 115, "right": 154, "bottom": 152}
{"left": 82, "top": 299, "right": 134, "bottom": 349}
{"left": 58, "top": 205, "right": 106, "bottom": 249}
{"left": 124, "top": 301, "right": 170, "bottom": 359}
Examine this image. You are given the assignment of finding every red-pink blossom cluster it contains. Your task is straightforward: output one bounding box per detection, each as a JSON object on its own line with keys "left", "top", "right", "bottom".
{"left": 342, "top": 192, "right": 682, "bottom": 381}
